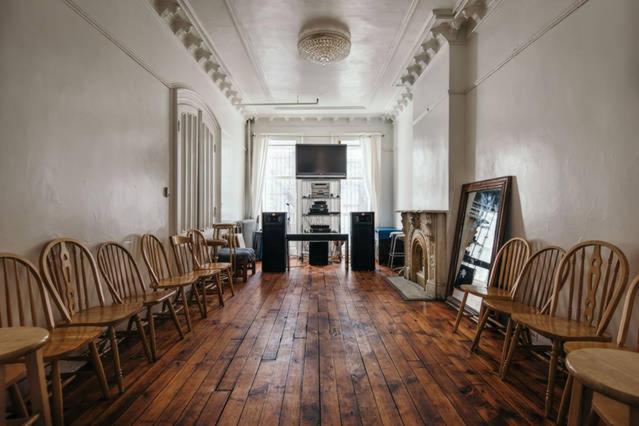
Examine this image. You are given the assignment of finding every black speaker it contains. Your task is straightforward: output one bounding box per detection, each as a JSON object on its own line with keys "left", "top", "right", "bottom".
{"left": 262, "top": 212, "right": 287, "bottom": 272}
{"left": 351, "top": 212, "right": 375, "bottom": 271}
{"left": 309, "top": 242, "right": 328, "bottom": 266}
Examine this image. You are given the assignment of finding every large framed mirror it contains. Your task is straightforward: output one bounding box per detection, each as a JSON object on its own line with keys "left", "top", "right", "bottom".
{"left": 447, "top": 176, "right": 512, "bottom": 297}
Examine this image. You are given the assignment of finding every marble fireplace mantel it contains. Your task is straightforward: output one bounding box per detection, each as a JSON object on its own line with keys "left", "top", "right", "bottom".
{"left": 397, "top": 210, "right": 448, "bottom": 299}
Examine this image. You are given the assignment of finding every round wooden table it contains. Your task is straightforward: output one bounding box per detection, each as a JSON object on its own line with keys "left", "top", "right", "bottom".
{"left": 0, "top": 327, "right": 51, "bottom": 426}
{"left": 566, "top": 348, "right": 639, "bottom": 426}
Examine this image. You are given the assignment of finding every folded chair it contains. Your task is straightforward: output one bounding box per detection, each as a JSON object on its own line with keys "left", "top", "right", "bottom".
{"left": 503, "top": 240, "right": 629, "bottom": 418}
{"left": 40, "top": 238, "right": 151, "bottom": 394}
{"left": 453, "top": 237, "right": 531, "bottom": 333}
{"left": 470, "top": 246, "right": 566, "bottom": 374}
{"left": 97, "top": 242, "right": 184, "bottom": 361}
{"left": 1, "top": 253, "right": 109, "bottom": 425}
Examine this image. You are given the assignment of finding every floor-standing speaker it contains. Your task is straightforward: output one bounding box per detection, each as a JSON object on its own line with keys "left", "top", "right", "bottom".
{"left": 351, "top": 212, "right": 375, "bottom": 271}
{"left": 262, "top": 212, "right": 287, "bottom": 272}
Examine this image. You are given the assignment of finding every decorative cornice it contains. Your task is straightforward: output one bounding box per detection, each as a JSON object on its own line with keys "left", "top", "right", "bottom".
{"left": 148, "top": 0, "right": 243, "bottom": 112}
{"left": 253, "top": 116, "right": 393, "bottom": 124}
{"left": 389, "top": 0, "right": 495, "bottom": 116}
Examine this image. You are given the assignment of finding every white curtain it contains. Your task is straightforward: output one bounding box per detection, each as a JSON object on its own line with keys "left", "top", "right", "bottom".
{"left": 361, "top": 134, "right": 382, "bottom": 224}
{"left": 248, "top": 135, "right": 269, "bottom": 219}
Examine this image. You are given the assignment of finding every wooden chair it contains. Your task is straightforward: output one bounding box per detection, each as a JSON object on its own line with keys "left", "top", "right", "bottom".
{"left": 1, "top": 253, "right": 109, "bottom": 425}
{"left": 170, "top": 235, "right": 222, "bottom": 316}
{"left": 452, "top": 237, "right": 531, "bottom": 333}
{"left": 504, "top": 240, "right": 629, "bottom": 418}
{"left": 140, "top": 234, "right": 213, "bottom": 330}
{"left": 189, "top": 229, "right": 234, "bottom": 297}
{"left": 97, "top": 242, "right": 185, "bottom": 361}
{"left": 470, "top": 246, "right": 566, "bottom": 371}
{"left": 0, "top": 327, "right": 52, "bottom": 426}
{"left": 40, "top": 238, "right": 151, "bottom": 394}
{"left": 557, "top": 273, "right": 639, "bottom": 424}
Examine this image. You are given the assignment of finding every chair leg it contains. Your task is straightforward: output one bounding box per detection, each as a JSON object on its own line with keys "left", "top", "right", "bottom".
{"left": 470, "top": 305, "right": 490, "bottom": 352}
{"left": 191, "top": 283, "right": 206, "bottom": 318}
{"left": 8, "top": 384, "right": 28, "bottom": 419}
{"left": 216, "top": 274, "right": 224, "bottom": 306}
{"left": 180, "top": 286, "right": 193, "bottom": 332}
{"left": 166, "top": 299, "right": 185, "bottom": 339}
{"left": 146, "top": 306, "right": 157, "bottom": 361}
{"left": 499, "top": 318, "right": 514, "bottom": 371}
{"left": 50, "top": 360, "right": 64, "bottom": 426}
{"left": 88, "top": 341, "right": 110, "bottom": 399}
{"left": 227, "top": 268, "right": 235, "bottom": 296}
{"left": 134, "top": 314, "right": 153, "bottom": 363}
{"left": 24, "top": 348, "right": 52, "bottom": 426}
{"left": 500, "top": 322, "right": 522, "bottom": 379}
{"left": 452, "top": 291, "right": 469, "bottom": 333}
{"left": 545, "top": 339, "right": 561, "bottom": 418}
{"left": 557, "top": 374, "right": 573, "bottom": 426}
{"left": 108, "top": 326, "right": 125, "bottom": 394}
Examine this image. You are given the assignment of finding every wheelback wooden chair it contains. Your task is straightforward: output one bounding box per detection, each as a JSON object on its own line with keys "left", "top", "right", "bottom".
{"left": 502, "top": 240, "right": 629, "bottom": 418}
{"left": 453, "top": 237, "right": 532, "bottom": 333}
{"left": 470, "top": 246, "right": 566, "bottom": 374}
{"left": 556, "top": 273, "right": 639, "bottom": 425}
{"left": 97, "top": 242, "right": 185, "bottom": 361}
{"left": 0, "top": 253, "right": 110, "bottom": 425}
{"left": 170, "top": 234, "right": 223, "bottom": 317}
{"left": 188, "top": 229, "right": 235, "bottom": 297}
{"left": 39, "top": 238, "right": 151, "bottom": 395}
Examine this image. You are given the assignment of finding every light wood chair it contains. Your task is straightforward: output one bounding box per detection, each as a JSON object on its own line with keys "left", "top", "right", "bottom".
{"left": 189, "top": 229, "right": 234, "bottom": 297}
{"left": 452, "top": 237, "right": 532, "bottom": 333}
{"left": 0, "top": 254, "right": 109, "bottom": 425}
{"left": 557, "top": 273, "right": 639, "bottom": 424}
{"left": 170, "top": 235, "right": 222, "bottom": 316}
{"left": 470, "top": 247, "right": 566, "bottom": 371}
{"left": 0, "top": 327, "right": 52, "bottom": 426}
{"left": 97, "top": 242, "right": 185, "bottom": 361}
{"left": 504, "top": 240, "right": 629, "bottom": 418}
{"left": 39, "top": 238, "right": 151, "bottom": 394}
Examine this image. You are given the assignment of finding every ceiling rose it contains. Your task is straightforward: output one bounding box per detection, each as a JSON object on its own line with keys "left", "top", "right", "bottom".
{"left": 298, "top": 23, "right": 351, "bottom": 65}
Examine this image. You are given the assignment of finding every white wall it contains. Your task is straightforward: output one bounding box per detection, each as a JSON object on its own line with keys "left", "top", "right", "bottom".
{"left": 253, "top": 117, "right": 395, "bottom": 226}
{"left": 0, "top": 0, "right": 245, "bottom": 265}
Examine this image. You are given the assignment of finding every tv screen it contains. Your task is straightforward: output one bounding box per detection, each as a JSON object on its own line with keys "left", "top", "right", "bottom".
{"left": 295, "top": 144, "right": 347, "bottom": 179}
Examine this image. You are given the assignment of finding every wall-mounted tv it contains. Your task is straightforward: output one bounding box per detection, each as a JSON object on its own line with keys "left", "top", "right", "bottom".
{"left": 295, "top": 144, "right": 347, "bottom": 179}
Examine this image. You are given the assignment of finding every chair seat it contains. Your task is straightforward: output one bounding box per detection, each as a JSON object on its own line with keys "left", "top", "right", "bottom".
{"left": 61, "top": 303, "right": 143, "bottom": 327}
{"left": 43, "top": 326, "right": 104, "bottom": 359}
{"left": 156, "top": 270, "right": 215, "bottom": 288}
{"left": 512, "top": 313, "right": 612, "bottom": 342}
{"left": 123, "top": 289, "right": 176, "bottom": 306}
{"left": 483, "top": 299, "right": 537, "bottom": 316}
{"left": 218, "top": 248, "right": 256, "bottom": 264}
{"left": 564, "top": 341, "right": 633, "bottom": 354}
{"left": 460, "top": 285, "right": 511, "bottom": 300}
{"left": 199, "top": 262, "right": 229, "bottom": 272}
{"left": 4, "top": 363, "right": 26, "bottom": 386}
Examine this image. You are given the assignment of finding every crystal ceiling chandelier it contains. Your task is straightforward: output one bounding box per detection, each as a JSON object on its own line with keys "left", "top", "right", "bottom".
{"left": 298, "top": 25, "right": 351, "bottom": 65}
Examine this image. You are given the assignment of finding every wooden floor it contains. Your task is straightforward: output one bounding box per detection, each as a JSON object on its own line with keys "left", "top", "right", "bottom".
{"left": 64, "top": 263, "right": 560, "bottom": 425}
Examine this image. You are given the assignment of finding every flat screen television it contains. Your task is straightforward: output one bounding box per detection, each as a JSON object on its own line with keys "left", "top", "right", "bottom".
{"left": 295, "top": 144, "right": 347, "bottom": 179}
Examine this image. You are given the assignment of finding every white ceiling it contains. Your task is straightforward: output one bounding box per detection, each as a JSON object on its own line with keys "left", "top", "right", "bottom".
{"left": 187, "top": 0, "right": 457, "bottom": 117}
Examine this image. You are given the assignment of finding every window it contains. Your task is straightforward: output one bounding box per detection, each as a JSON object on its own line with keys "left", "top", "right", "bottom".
{"left": 340, "top": 139, "right": 371, "bottom": 234}
{"left": 262, "top": 139, "right": 297, "bottom": 233}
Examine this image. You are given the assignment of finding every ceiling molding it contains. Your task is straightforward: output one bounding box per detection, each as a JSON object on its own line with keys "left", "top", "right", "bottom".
{"left": 253, "top": 115, "right": 393, "bottom": 124}
{"left": 147, "top": 0, "right": 244, "bottom": 111}
{"left": 388, "top": 0, "right": 497, "bottom": 116}
{"left": 222, "top": 0, "right": 273, "bottom": 102}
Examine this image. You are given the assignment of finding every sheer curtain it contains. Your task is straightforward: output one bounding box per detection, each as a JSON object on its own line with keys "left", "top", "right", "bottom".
{"left": 247, "top": 135, "right": 269, "bottom": 219}
{"left": 360, "top": 134, "right": 382, "bottom": 224}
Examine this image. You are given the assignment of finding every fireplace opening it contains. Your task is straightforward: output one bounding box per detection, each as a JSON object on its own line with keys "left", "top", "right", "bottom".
{"left": 408, "top": 230, "right": 428, "bottom": 289}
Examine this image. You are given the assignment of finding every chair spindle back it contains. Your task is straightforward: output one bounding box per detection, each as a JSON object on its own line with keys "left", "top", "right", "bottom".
{"left": 187, "top": 229, "right": 212, "bottom": 268}
{"left": 616, "top": 274, "right": 639, "bottom": 350}
{"left": 97, "top": 242, "right": 147, "bottom": 302}
{"left": 170, "top": 235, "right": 196, "bottom": 275}
{"left": 550, "top": 240, "right": 629, "bottom": 335}
{"left": 0, "top": 254, "right": 54, "bottom": 329}
{"left": 140, "top": 234, "right": 173, "bottom": 286}
{"left": 488, "top": 237, "right": 532, "bottom": 292}
{"left": 512, "top": 246, "right": 566, "bottom": 313}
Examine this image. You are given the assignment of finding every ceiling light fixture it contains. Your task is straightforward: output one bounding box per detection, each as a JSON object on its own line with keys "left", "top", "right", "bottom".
{"left": 298, "top": 22, "right": 351, "bottom": 65}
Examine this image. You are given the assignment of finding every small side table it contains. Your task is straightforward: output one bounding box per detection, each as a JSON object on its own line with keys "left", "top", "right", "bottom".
{"left": 0, "top": 327, "right": 51, "bottom": 426}
{"left": 566, "top": 348, "right": 639, "bottom": 426}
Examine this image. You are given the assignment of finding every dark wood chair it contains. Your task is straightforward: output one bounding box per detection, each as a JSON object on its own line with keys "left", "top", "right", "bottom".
{"left": 170, "top": 235, "right": 222, "bottom": 317}
{"left": 470, "top": 246, "right": 566, "bottom": 374}
{"left": 453, "top": 237, "right": 532, "bottom": 332}
{"left": 189, "top": 229, "right": 234, "bottom": 297}
{"left": 1, "top": 253, "right": 110, "bottom": 425}
{"left": 504, "top": 240, "right": 629, "bottom": 418}
{"left": 557, "top": 273, "right": 639, "bottom": 424}
{"left": 39, "top": 238, "right": 151, "bottom": 394}
{"left": 97, "top": 242, "right": 184, "bottom": 361}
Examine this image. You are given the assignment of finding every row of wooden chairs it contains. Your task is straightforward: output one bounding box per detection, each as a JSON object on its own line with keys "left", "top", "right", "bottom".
{"left": 453, "top": 237, "right": 638, "bottom": 421}
{"left": 1, "top": 229, "right": 237, "bottom": 425}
